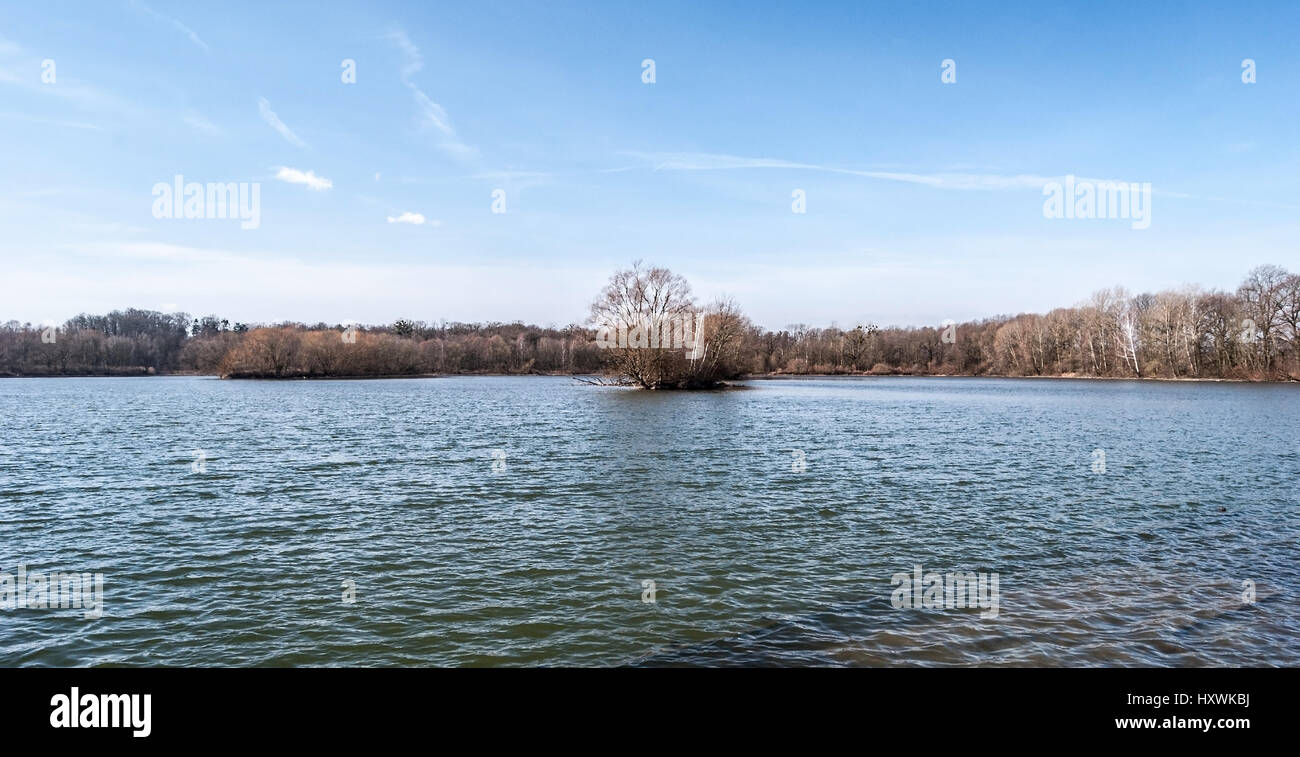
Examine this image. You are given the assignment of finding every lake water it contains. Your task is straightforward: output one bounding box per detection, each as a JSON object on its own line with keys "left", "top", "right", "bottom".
{"left": 1, "top": 375, "right": 1296, "bottom": 666}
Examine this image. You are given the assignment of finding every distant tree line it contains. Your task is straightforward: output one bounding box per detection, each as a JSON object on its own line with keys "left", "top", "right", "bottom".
{"left": 211, "top": 321, "right": 607, "bottom": 378}
{"left": 0, "top": 309, "right": 193, "bottom": 376}
{"left": 0, "top": 313, "right": 608, "bottom": 378}
{"left": 748, "top": 265, "right": 1300, "bottom": 381}
{"left": 1, "top": 265, "right": 1297, "bottom": 381}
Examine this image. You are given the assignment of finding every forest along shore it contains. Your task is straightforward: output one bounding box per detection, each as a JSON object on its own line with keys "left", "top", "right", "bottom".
{"left": 3, "top": 265, "right": 1298, "bottom": 382}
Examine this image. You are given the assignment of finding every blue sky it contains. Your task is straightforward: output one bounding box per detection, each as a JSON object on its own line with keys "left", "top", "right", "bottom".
{"left": 1, "top": 0, "right": 1297, "bottom": 329}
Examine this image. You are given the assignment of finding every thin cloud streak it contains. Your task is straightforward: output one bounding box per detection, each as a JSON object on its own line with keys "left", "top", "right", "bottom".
{"left": 624, "top": 150, "right": 1300, "bottom": 205}
{"left": 183, "top": 111, "right": 221, "bottom": 136}
{"left": 388, "top": 29, "right": 476, "bottom": 160}
{"left": 0, "top": 111, "right": 102, "bottom": 130}
{"left": 258, "top": 97, "right": 307, "bottom": 148}
{"left": 128, "top": 0, "right": 209, "bottom": 52}
{"left": 623, "top": 151, "right": 1159, "bottom": 192}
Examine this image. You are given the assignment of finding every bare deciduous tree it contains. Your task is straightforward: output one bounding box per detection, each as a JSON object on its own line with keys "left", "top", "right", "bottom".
{"left": 588, "top": 262, "right": 748, "bottom": 388}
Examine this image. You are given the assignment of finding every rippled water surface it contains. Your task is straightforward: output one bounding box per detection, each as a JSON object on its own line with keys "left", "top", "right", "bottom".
{"left": 1, "top": 375, "right": 1297, "bottom": 666}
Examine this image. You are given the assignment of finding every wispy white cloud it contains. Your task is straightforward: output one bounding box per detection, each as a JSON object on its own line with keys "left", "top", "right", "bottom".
{"left": 274, "top": 166, "right": 332, "bottom": 190}
{"left": 0, "top": 111, "right": 102, "bottom": 130}
{"left": 183, "top": 110, "right": 221, "bottom": 136}
{"left": 633, "top": 152, "right": 817, "bottom": 173}
{"left": 388, "top": 29, "right": 423, "bottom": 81}
{"left": 0, "top": 53, "right": 129, "bottom": 114}
{"left": 624, "top": 151, "right": 1063, "bottom": 189}
{"left": 388, "top": 29, "right": 476, "bottom": 160}
{"left": 258, "top": 97, "right": 307, "bottom": 147}
{"left": 468, "top": 170, "right": 548, "bottom": 181}
{"left": 7, "top": 186, "right": 62, "bottom": 198}
{"left": 72, "top": 220, "right": 150, "bottom": 235}
{"left": 128, "top": 0, "right": 209, "bottom": 52}
{"left": 620, "top": 151, "right": 1204, "bottom": 196}
{"left": 386, "top": 212, "right": 439, "bottom": 226}
{"left": 409, "top": 87, "right": 454, "bottom": 135}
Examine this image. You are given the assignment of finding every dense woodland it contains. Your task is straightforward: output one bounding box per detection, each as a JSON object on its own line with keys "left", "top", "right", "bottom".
{"left": 2, "top": 265, "right": 1298, "bottom": 381}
